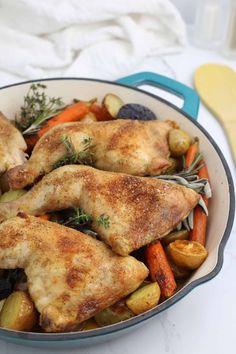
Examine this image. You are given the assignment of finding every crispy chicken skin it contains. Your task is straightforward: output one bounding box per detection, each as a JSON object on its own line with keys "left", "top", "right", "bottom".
{"left": 0, "top": 165, "right": 200, "bottom": 256}
{"left": 0, "top": 112, "right": 26, "bottom": 175}
{"left": 0, "top": 215, "right": 148, "bottom": 332}
{"left": 7, "top": 119, "right": 175, "bottom": 189}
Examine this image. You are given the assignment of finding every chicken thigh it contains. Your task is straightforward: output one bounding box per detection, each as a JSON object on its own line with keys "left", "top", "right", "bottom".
{"left": 7, "top": 119, "right": 175, "bottom": 189}
{"left": 0, "top": 165, "right": 200, "bottom": 256}
{"left": 0, "top": 214, "right": 148, "bottom": 332}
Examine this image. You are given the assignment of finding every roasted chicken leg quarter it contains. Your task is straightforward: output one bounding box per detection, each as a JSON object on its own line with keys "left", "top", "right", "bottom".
{"left": 0, "top": 112, "right": 26, "bottom": 175}
{"left": 0, "top": 215, "right": 148, "bottom": 332}
{"left": 0, "top": 165, "right": 200, "bottom": 256}
{"left": 7, "top": 119, "right": 175, "bottom": 189}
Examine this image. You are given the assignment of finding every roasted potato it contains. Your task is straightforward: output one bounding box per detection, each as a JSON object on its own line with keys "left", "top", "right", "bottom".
{"left": 102, "top": 93, "right": 124, "bottom": 118}
{"left": 117, "top": 103, "right": 156, "bottom": 120}
{"left": 0, "top": 189, "right": 26, "bottom": 203}
{"left": 168, "top": 129, "right": 191, "bottom": 157}
{"left": 94, "top": 302, "right": 133, "bottom": 326}
{"left": 167, "top": 240, "right": 208, "bottom": 270}
{"left": 162, "top": 229, "right": 189, "bottom": 246}
{"left": 0, "top": 291, "right": 37, "bottom": 331}
{"left": 126, "top": 282, "right": 161, "bottom": 315}
{"left": 81, "top": 318, "right": 99, "bottom": 330}
{"left": 0, "top": 299, "right": 5, "bottom": 312}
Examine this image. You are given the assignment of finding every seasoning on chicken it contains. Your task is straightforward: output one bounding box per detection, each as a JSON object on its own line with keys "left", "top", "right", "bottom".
{"left": 0, "top": 214, "right": 148, "bottom": 332}
{"left": 0, "top": 165, "right": 200, "bottom": 256}
{"left": 7, "top": 119, "right": 175, "bottom": 190}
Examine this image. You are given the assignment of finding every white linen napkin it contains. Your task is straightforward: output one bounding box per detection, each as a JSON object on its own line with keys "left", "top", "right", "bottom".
{"left": 0, "top": 0, "right": 186, "bottom": 85}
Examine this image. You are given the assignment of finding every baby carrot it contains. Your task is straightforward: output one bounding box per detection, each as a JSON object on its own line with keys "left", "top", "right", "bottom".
{"left": 190, "top": 159, "right": 210, "bottom": 245}
{"left": 185, "top": 141, "right": 199, "bottom": 168}
{"left": 198, "top": 160, "right": 210, "bottom": 181}
{"left": 37, "top": 214, "right": 50, "bottom": 221}
{"left": 90, "top": 103, "right": 113, "bottom": 121}
{"left": 145, "top": 241, "right": 177, "bottom": 298}
{"left": 189, "top": 196, "right": 208, "bottom": 245}
{"left": 25, "top": 134, "right": 39, "bottom": 153}
{"left": 38, "top": 101, "right": 89, "bottom": 137}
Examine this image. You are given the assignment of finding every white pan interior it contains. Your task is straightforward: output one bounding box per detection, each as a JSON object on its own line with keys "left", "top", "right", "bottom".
{"left": 0, "top": 78, "right": 232, "bottom": 291}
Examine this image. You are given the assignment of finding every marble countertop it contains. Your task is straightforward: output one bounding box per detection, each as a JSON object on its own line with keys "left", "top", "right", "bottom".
{"left": 0, "top": 44, "right": 235, "bottom": 354}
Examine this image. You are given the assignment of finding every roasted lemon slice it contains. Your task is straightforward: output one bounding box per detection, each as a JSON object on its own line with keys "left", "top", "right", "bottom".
{"left": 168, "top": 240, "right": 208, "bottom": 270}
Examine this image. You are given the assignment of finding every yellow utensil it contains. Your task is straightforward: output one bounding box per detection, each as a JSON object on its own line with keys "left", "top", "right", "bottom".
{"left": 194, "top": 63, "right": 236, "bottom": 163}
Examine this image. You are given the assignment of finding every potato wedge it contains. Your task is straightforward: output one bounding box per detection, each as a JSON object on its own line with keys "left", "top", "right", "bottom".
{"left": 0, "top": 189, "right": 26, "bottom": 203}
{"left": 168, "top": 129, "right": 191, "bottom": 157}
{"left": 102, "top": 93, "right": 124, "bottom": 118}
{"left": 0, "top": 291, "right": 37, "bottom": 331}
{"left": 95, "top": 302, "right": 133, "bottom": 326}
{"left": 168, "top": 240, "right": 208, "bottom": 270}
{"left": 126, "top": 282, "right": 161, "bottom": 315}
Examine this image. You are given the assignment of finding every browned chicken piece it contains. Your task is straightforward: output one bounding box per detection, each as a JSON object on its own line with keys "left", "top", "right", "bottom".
{"left": 0, "top": 214, "right": 148, "bottom": 332}
{"left": 0, "top": 165, "right": 200, "bottom": 256}
{"left": 7, "top": 119, "right": 175, "bottom": 190}
{"left": 0, "top": 112, "right": 26, "bottom": 175}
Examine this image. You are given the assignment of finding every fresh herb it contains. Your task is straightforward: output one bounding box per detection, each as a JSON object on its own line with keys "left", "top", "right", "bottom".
{"left": 154, "top": 153, "right": 212, "bottom": 198}
{"left": 63, "top": 208, "right": 93, "bottom": 228}
{"left": 154, "top": 152, "right": 211, "bottom": 219}
{"left": 54, "top": 135, "right": 95, "bottom": 169}
{"left": 16, "top": 83, "right": 65, "bottom": 135}
{"left": 176, "top": 195, "right": 208, "bottom": 232}
{"left": 50, "top": 208, "right": 98, "bottom": 237}
{"left": 97, "top": 214, "right": 110, "bottom": 229}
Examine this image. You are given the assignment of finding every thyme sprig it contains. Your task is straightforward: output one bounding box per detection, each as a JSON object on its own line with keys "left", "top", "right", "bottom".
{"left": 97, "top": 214, "right": 110, "bottom": 229}
{"left": 50, "top": 208, "right": 98, "bottom": 237}
{"left": 16, "top": 83, "right": 66, "bottom": 135}
{"left": 63, "top": 208, "right": 93, "bottom": 228}
{"left": 54, "top": 135, "right": 95, "bottom": 169}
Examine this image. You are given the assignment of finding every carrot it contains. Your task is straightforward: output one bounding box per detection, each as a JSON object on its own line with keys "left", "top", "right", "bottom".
{"left": 37, "top": 214, "right": 50, "bottom": 221}
{"left": 198, "top": 160, "right": 210, "bottom": 181}
{"left": 189, "top": 194, "right": 208, "bottom": 245}
{"left": 90, "top": 103, "right": 113, "bottom": 121}
{"left": 145, "top": 241, "right": 177, "bottom": 298}
{"left": 25, "top": 134, "right": 39, "bottom": 153}
{"left": 190, "top": 159, "right": 210, "bottom": 245}
{"left": 185, "top": 141, "right": 199, "bottom": 168}
{"left": 38, "top": 101, "right": 89, "bottom": 137}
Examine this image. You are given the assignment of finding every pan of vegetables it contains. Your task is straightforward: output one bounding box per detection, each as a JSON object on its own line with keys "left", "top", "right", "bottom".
{"left": 0, "top": 72, "right": 234, "bottom": 348}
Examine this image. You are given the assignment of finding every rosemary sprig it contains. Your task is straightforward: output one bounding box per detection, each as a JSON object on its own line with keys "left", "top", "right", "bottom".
{"left": 15, "top": 83, "right": 66, "bottom": 135}
{"left": 97, "top": 214, "right": 110, "bottom": 229}
{"left": 54, "top": 135, "right": 95, "bottom": 169}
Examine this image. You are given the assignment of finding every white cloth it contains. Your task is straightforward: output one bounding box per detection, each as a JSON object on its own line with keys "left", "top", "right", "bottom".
{"left": 0, "top": 0, "right": 186, "bottom": 86}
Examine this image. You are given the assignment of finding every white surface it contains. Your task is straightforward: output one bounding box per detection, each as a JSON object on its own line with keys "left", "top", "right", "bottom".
{"left": 0, "top": 0, "right": 186, "bottom": 83}
{"left": 0, "top": 44, "right": 236, "bottom": 353}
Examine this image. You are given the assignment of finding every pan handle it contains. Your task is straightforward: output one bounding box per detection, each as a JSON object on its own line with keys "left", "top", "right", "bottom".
{"left": 116, "top": 71, "right": 199, "bottom": 120}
